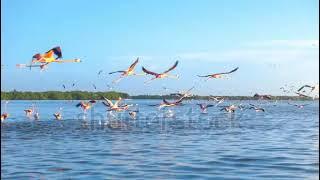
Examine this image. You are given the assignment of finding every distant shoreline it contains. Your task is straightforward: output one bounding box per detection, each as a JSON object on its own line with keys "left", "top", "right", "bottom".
{"left": 1, "top": 91, "right": 317, "bottom": 101}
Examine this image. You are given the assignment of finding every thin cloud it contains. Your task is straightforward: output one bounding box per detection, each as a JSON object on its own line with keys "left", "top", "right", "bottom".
{"left": 105, "top": 40, "right": 319, "bottom": 65}
{"left": 177, "top": 48, "right": 318, "bottom": 64}
{"left": 246, "top": 39, "right": 319, "bottom": 48}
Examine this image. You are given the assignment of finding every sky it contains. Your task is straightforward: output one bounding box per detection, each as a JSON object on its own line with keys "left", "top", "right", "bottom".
{"left": 1, "top": 0, "right": 319, "bottom": 96}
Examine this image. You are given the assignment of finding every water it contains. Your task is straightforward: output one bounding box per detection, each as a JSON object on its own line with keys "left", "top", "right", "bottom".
{"left": 1, "top": 100, "right": 319, "bottom": 179}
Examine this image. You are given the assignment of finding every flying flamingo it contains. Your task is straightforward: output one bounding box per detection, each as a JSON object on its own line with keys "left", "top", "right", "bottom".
{"left": 198, "top": 67, "right": 239, "bottom": 81}
{"left": 151, "top": 96, "right": 185, "bottom": 109}
{"left": 109, "top": 58, "right": 142, "bottom": 83}
{"left": 297, "top": 84, "right": 319, "bottom": 99}
{"left": 170, "top": 86, "right": 195, "bottom": 99}
{"left": 209, "top": 96, "right": 225, "bottom": 107}
{"left": 142, "top": 61, "right": 179, "bottom": 84}
{"left": 76, "top": 100, "right": 96, "bottom": 112}
{"left": 24, "top": 104, "right": 35, "bottom": 117}
{"left": 129, "top": 110, "right": 139, "bottom": 119}
{"left": 53, "top": 107, "right": 63, "bottom": 120}
{"left": 101, "top": 97, "right": 132, "bottom": 112}
{"left": 220, "top": 105, "right": 238, "bottom": 113}
{"left": 16, "top": 46, "right": 81, "bottom": 71}
{"left": 249, "top": 104, "right": 265, "bottom": 112}
{"left": 53, "top": 113, "right": 62, "bottom": 120}
{"left": 197, "top": 103, "right": 214, "bottom": 113}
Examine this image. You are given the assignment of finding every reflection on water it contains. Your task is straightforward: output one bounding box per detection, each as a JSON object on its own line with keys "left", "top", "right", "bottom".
{"left": 1, "top": 100, "right": 319, "bottom": 179}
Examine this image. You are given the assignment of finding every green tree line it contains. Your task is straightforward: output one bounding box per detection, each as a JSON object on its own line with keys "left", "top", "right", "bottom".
{"left": 1, "top": 91, "right": 316, "bottom": 100}
{"left": 1, "top": 90, "right": 129, "bottom": 100}
{"left": 130, "top": 95, "right": 315, "bottom": 101}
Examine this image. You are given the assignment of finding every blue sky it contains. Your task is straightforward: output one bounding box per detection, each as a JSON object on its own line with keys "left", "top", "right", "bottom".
{"left": 1, "top": 0, "right": 319, "bottom": 96}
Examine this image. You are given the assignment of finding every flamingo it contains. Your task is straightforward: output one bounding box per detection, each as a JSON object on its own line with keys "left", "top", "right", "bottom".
{"left": 101, "top": 97, "right": 132, "bottom": 112}
{"left": 76, "top": 100, "right": 96, "bottom": 112}
{"left": 297, "top": 84, "right": 319, "bottom": 99}
{"left": 53, "top": 107, "right": 63, "bottom": 120}
{"left": 109, "top": 58, "right": 141, "bottom": 83}
{"left": 1, "top": 113, "right": 9, "bottom": 122}
{"left": 288, "top": 102, "right": 310, "bottom": 109}
{"left": 16, "top": 46, "right": 81, "bottom": 71}
{"left": 197, "top": 103, "right": 214, "bottom": 113}
{"left": 198, "top": 67, "right": 238, "bottom": 81}
{"left": 158, "top": 96, "right": 185, "bottom": 109}
{"left": 170, "top": 86, "right": 195, "bottom": 99}
{"left": 53, "top": 113, "right": 62, "bottom": 120}
{"left": 142, "top": 61, "right": 179, "bottom": 84}
{"left": 24, "top": 108, "right": 34, "bottom": 116}
{"left": 249, "top": 104, "right": 265, "bottom": 112}
{"left": 129, "top": 110, "right": 139, "bottom": 119}
{"left": 220, "top": 105, "right": 237, "bottom": 113}
{"left": 1, "top": 101, "right": 9, "bottom": 122}
{"left": 297, "top": 84, "right": 319, "bottom": 93}
{"left": 32, "top": 103, "right": 40, "bottom": 120}
{"left": 209, "top": 96, "right": 225, "bottom": 106}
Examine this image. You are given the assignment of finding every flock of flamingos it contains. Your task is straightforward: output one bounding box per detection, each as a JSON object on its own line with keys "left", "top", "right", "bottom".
{"left": 1, "top": 46, "right": 319, "bottom": 122}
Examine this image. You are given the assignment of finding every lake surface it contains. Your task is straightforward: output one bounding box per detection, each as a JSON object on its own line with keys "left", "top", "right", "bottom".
{"left": 1, "top": 100, "right": 319, "bottom": 179}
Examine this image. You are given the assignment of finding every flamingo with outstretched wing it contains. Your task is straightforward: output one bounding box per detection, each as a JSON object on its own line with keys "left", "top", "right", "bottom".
{"left": 109, "top": 58, "right": 142, "bottom": 83}
{"left": 17, "top": 46, "right": 81, "bottom": 71}
{"left": 142, "top": 61, "right": 179, "bottom": 84}
{"left": 198, "top": 67, "right": 239, "bottom": 81}
{"left": 101, "top": 97, "right": 132, "bottom": 112}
